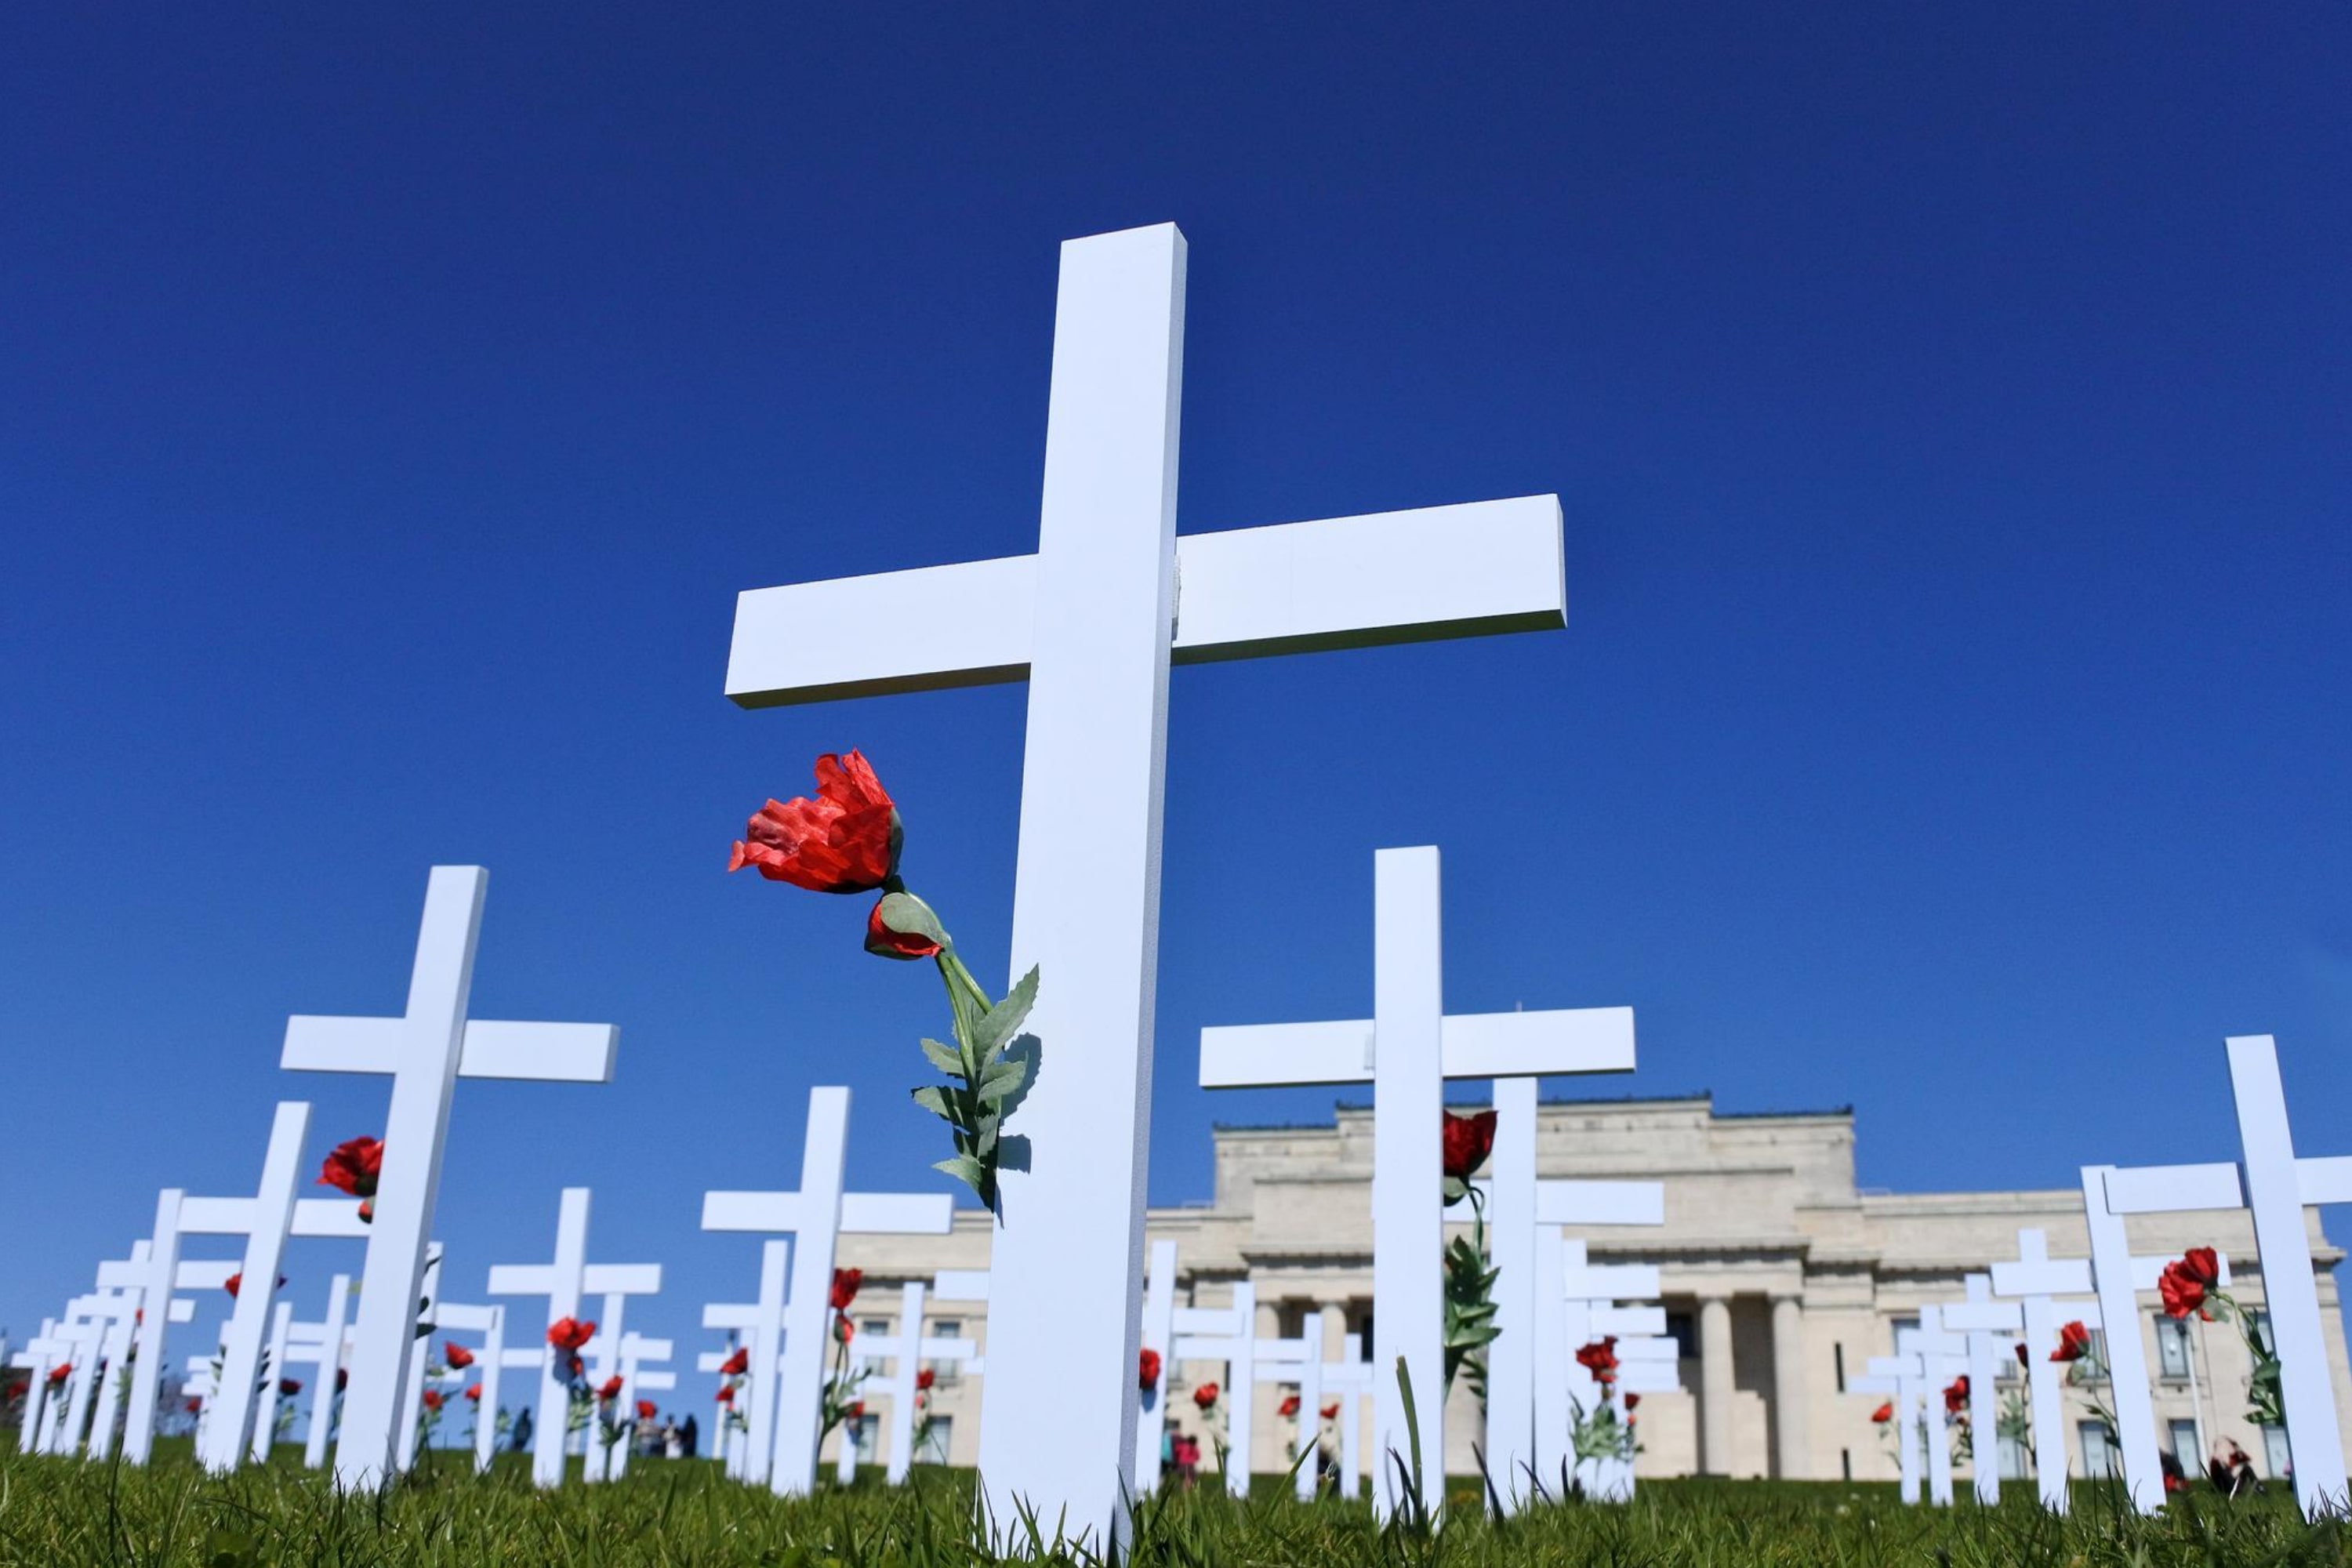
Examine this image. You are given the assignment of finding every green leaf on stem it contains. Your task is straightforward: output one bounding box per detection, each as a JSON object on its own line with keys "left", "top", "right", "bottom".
{"left": 920, "top": 1037, "right": 963, "bottom": 1076}
{"left": 975, "top": 967, "right": 1040, "bottom": 1057}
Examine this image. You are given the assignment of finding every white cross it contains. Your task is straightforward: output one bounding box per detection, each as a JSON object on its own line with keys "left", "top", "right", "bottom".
{"left": 1134, "top": 1241, "right": 1178, "bottom": 1497}
{"left": 833, "top": 1280, "right": 980, "bottom": 1486}
{"left": 278, "top": 1274, "right": 356, "bottom": 1471}
{"left": 1535, "top": 1240, "right": 1664, "bottom": 1497}
{"left": 1171, "top": 1279, "right": 1310, "bottom": 1499}
{"left": 44, "top": 1303, "right": 116, "bottom": 1457}
{"left": 12, "top": 1319, "right": 67, "bottom": 1456}
{"left": 1934, "top": 1276, "right": 2021, "bottom": 1505}
{"left": 1469, "top": 1077, "right": 1662, "bottom": 1512}
{"left": 580, "top": 1305, "right": 666, "bottom": 1483}
{"left": 594, "top": 1331, "right": 672, "bottom": 1481}
{"left": 85, "top": 1241, "right": 198, "bottom": 1462}
{"left": 1200, "top": 845, "right": 1635, "bottom": 1518}
{"left": 701, "top": 1084, "right": 953, "bottom": 1497}
{"left": 485, "top": 1187, "right": 660, "bottom": 1490}
{"left": 1867, "top": 1307, "right": 1967, "bottom": 1506}
{"left": 695, "top": 1334, "right": 748, "bottom": 1473}
{"left": 699, "top": 1250, "right": 784, "bottom": 1485}
{"left": 726, "top": 221, "right": 1570, "bottom": 1541}
{"left": 388, "top": 1243, "right": 452, "bottom": 1472}
{"left": 423, "top": 1301, "right": 507, "bottom": 1474}
{"left": 118, "top": 1190, "right": 239, "bottom": 1465}
{"left": 1596, "top": 1335, "right": 1682, "bottom": 1501}
{"left": 1245, "top": 1324, "right": 1322, "bottom": 1494}
{"left": 281, "top": 865, "right": 620, "bottom": 1490}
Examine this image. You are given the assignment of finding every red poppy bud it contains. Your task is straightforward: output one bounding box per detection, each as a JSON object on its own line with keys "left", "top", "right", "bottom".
{"left": 866, "top": 895, "right": 946, "bottom": 960}
{"left": 1442, "top": 1110, "right": 1497, "bottom": 1183}
{"left": 728, "top": 752, "right": 902, "bottom": 893}
{"left": 1624, "top": 1392, "right": 1641, "bottom": 1411}
{"left": 1138, "top": 1348, "right": 1162, "bottom": 1391}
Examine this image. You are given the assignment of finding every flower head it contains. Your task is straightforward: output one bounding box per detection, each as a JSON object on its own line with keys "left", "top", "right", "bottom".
{"left": 335, "top": 1368, "right": 348, "bottom": 1392}
{"left": 916, "top": 1368, "right": 935, "bottom": 1392}
{"left": 2016, "top": 1342, "right": 2029, "bottom": 1367}
{"left": 719, "top": 1347, "right": 750, "bottom": 1377}
{"left": 465, "top": 1383, "right": 482, "bottom": 1403}
{"left": 636, "top": 1399, "right": 657, "bottom": 1421}
{"left": 47, "top": 1364, "right": 71, "bottom": 1385}
{"left": 1279, "top": 1393, "right": 1301, "bottom": 1417}
{"left": 1192, "top": 1381, "right": 1220, "bottom": 1412}
{"left": 318, "top": 1137, "right": 383, "bottom": 1198}
{"left": 729, "top": 752, "right": 902, "bottom": 893}
{"left": 829, "top": 1268, "right": 864, "bottom": 1312}
{"left": 1944, "top": 1375, "right": 1970, "bottom": 1415}
{"left": 717, "top": 1385, "right": 735, "bottom": 1405}
{"left": 597, "top": 1375, "right": 624, "bottom": 1403}
{"left": 421, "top": 1388, "right": 445, "bottom": 1412}
{"left": 546, "top": 1318, "right": 597, "bottom": 1353}
{"left": 1138, "top": 1348, "right": 1162, "bottom": 1391}
{"left": 2159, "top": 1247, "right": 2222, "bottom": 1321}
{"left": 866, "top": 896, "right": 946, "bottom": 960}
{"left": 279, "top": 1378, "right": 303, "bottom": 1396}
{"left": 1575, "top": 1336, "right": 1621, "bottom": 1385}
{"left": 2052, "top": 1320, "right": 2092, "bottom": 1363}
{"left": 1625, "top": 1392, "right": 1642, "bottom": 1411}
{"left": 1320, "top": 1400, "right": 1340, "bottom": 1420}
{"left": 443, "top": 1341, "right": 476, "bottom": 1370}
{"left": 1870, "top": 1401, "right": 1893, "bottom": 1424}
{"left": 186, "top": 1396, "right": 203, "bottom": 1414}
{"left": 1442, "top": 1109, "right": 1498, "bottom": 1183}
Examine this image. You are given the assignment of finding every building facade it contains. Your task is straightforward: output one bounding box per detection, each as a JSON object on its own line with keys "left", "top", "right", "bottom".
{"left": 827, "top": 1094, "right": 2352, "bottom": 1486}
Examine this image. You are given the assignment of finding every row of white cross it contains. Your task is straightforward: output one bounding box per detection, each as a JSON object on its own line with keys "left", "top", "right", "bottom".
{"left": 1850, "top": 1033, "right": 2349, "bottom": 1520}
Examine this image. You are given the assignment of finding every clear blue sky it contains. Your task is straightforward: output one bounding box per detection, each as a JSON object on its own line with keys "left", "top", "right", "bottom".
{"left": 4, "top": 5, "right": 2347, "bottom": 1406}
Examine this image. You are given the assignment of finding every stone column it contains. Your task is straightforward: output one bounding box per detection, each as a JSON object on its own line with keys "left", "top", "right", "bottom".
{"left": 1698, "top": 1294, "right": 1736, "bottom": 1475}
{"left": 1770, "top": 1294, "right": 1808, "bottom": 1479}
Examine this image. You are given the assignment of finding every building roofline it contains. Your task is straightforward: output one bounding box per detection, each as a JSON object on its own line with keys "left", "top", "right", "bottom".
{"left": 1211, "top": 1091, "right": 1854, "bottom": 1134}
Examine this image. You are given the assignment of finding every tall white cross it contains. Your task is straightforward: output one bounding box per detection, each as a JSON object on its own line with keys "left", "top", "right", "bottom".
{"left": 1471, "top": 1077, "right": 1662, "bottom": 1512}
{"left": 1171, "top": 1279, "right": 1308, "bottom": 1498}
{"left": 725, "top": 221, "right": 1570, "bottom": 1541}
{"left": 86, "top": 1241, "right": 199, "bottom": 1462}
{"left": 1201, "top": 845, "right": 1635, "bottom": 1518}
{"left": 1134, "top": 1241, "right": 1178, "bottom": 1496}
{"left": 485, "top": 1187, "right": 660, "bottom": 1490}
{"left": 119, "top": 1189, "right": 238, "bottom": 1465}
{"left": 838, "top": 1279, "right": 982, "bottom": 1486}
{"left": 701, "top": 1085, "right": 953, "bottom": 1497}
{"left": 281, "top": 865, "right": 620, "bottom": 1490}
{"left": 580, "top": 1289, "right": 666, "bottom": 1483}
{"left": 390, "top": 1243, "right": 451, "bottom": 1472}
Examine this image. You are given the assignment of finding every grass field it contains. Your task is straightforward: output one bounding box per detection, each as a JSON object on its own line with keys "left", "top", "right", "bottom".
{"left": 0, "top": 1443, "right": 2346, "bottom": 1566}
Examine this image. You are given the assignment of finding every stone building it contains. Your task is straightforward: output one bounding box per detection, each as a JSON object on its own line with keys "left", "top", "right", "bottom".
{"left": 826, "top": 1094, "right": 2352, "bottom": 1486}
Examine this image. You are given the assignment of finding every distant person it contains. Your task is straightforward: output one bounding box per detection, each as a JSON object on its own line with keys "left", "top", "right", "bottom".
{"left": 2228, "top": 1442, "right": 2260, "bottom": 1497}
{"left": 681, "top": 1413, "right": 699, "bottom": 1459}
{"left": 511, "top": 1405, "right": 534, "bottom": 1454}
{"left": 662, "top": 1418, "right": 683, "bottom": 1460}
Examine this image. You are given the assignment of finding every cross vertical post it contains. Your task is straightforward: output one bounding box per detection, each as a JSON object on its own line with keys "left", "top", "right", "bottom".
{"left": 299, "top": 1276, "right": 355, "bottom": 1471}
{"left": 120, "top": 1190, "right": 184, "bottom": 1464}
{"left": 1486, "top": 1077, "right": 1540, "bottom": 1508}
{"left": 191, "top": 1100, "right": 311, "bottom": 1473}
{"left": 1372, "top": 846, "right": 1444, "bottom": 1518}
{"left": 488, "top": 1186, "right": 592, "bottom": 1490}
{"left": 1134, "top": 1240, "right": 1177, "bottom": 1496}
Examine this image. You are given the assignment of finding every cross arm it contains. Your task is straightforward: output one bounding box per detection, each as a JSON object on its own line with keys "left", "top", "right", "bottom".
{"left": 931, "top": 1270, "right": 990, "bottom": 1302}
{"left": 1564, "top": 1263, "right": 1661, "bottom": 1300}
{"left": 281, "top": 1017, "right": 617, "bottom": 1082}
{"left": 702, "top": 1304, "right": 760, "bottom": 1330}
{"left": 1590, "top": 1305, "right": 1666, "bottom": 1336}
{"left": 1200, "top": 1006, "right": 1635, "bottom": 1088}
{"left": 292, "top": 1200, "right": 368, "bottom": 1238}
{"left": 634, "top": 1371, "right": 678, "bottom": 1392}
{"left": 1991, "top": 1258, "right": 2093, "bottom": 1298}
{"left": 1940, "top": 1303, "right": 2022, "bottom": 1332}
{"left": 2100, "top": 1162, "right": 2243, "bottom": 1214}
{"left": 1534, "top": 1180, "right": 1664, "bottom": 1227}
{"left": 2299, "top": 1156, "right": 2352, "bottom": 1205}
{"left": 485, "top": 1265, "right": 558, "bottom": 1296}
{"left": 177, "top": 1197, "right": 258, "bottom": 1234}
{"left": 434, "top": 1305, "right": 498, "bottom": 1333}
{"left": 725, "top": 495, "right": 1566, "bottom": 708}
{"left": 581, "top": 1265, "right": 662, "bottom": 1296}
{"left": 844, "top": 1193, "right": 954, "bottom": 1234}
{"left": 175, "top": 1259, "right": 238, "bottom": 1291}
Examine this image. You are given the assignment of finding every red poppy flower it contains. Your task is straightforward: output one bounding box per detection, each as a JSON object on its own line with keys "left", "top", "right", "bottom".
{"left": 597, "top": 1375, "right": 624, "bottom": 1402}
{"left": 719, "top": 1347, "right": 750, "bottom": 1377}
{"left": 47, "top": 1364, "right": 71, "bottom": 1385}
{"left": 2159, "top": 1248, "right": 2222, "bottom": 1321}
{"left": 186, "top": 1396, "right": 203, "bottom": 1414}
{"left": 465, "top": 1383, "right": 483, "bottom": 1403}
{"left": 835, "top": 1318, "right": 856, "bottom": 1345}
{"left": 1625, "top": 1392, "right": 1641, "bottom": 1411}
{"left": 546, "top": 1318, "right": 597, "bottom": 1353}
{"left": 335, "top": 1368, "right": 348, "bottom": 1392}
{"left": 422, "top": 1388, "right": 445, "bottom": 1412}
{"left": 1944, "top": 1375, "right": 1970, "bottom": 1414}
{"left": 717, "top": 1385, "right": 735, "bottom": 1405}
{"left": 2052, "top": 1320, "right": 2092, "bottom": 1363}
{"left": 278, "top": 1378, "right": 302, "bottom": 1396}
{"left": 568, "top": 1355, "right": 586, "bottom": 1381}
{"left": 444, "top": 1341, "right": 475, "bottom": 1370}
{"left": 1442, "top": 1109, "right": 1498, "bottom": 1182}
{"left": 1575, "top": 1337, "right": 1621, "bottom": 1385}
{"left": 2016, "top": 1343, "right": 2030, "bottom": 1367}
{"left": 2164, "top": 1471, "right": 2187, "bottom": 1494}
{"left": 846, "top": 1401, "right": 865, "bottom": 1420}
{"left": 916, "top": 1368, "right": 935, "bottom": 1392}
{"left": 318, "top": 1137, "right": 383, "bottom": 1198}
{"left": 1138, "top": 1348, "right": 1163, "bottom": 1391}
{"left": 636, "top": 1399, "right": 657, "bottom": 1421}
{"left": 1192, "top": 1381, "right": 1220, "bottom": 1411}
{"left": 224, "top": 1273, "right": 241, "bottom": 1299}
{"left": 728, "top": 753, "right": 902, "bottom": 893}
{"left": 1279, "top": 1393, "right": 1301, "bottom": 1418}
{"left": 1320, "top": 1401, "right": 1340, "bottom": 1421}
{"left": 1870, "top": 1401, "right": 1894, "bottom": 1424}
{"left": 830, "top": 1269, "right": 863, "bottom": 1312}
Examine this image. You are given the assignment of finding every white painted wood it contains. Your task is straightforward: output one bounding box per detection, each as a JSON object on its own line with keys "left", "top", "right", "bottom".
{"left": 487, "top": 1188, "right": 589, "bottom": 1489}
{"left": 723, "top": 223, "right": 1569, "bottom": 1542}
{"left": 2223, "top": 1034, "right": 2350, "bottom": 1515}
{"left": 1485, "top": 1080, "right": 1539, "bottom": 1509}
{"left": 286, "top": 1275, "right": 355, "bottom": 1470}
{"left": 1371, "top": 848, "right": 1443, "bottom": 1519}
{"left": 1199, "top": 1008, "right": 1634, "bottom": 1089}
{"left": 841, "top": 1282, "right": 980, "bottom": 1484}
{"left": 183, "top": 1102, "right": 309, "bottom": 1472}
{"left": 1321, "top": 1336, "right": 1374, "bottom": 1501}
{"left": 247, "top": 1301, "right": 296, "bottom": 1464}
{"left": 604, "top": 1332, "right": 672, "bottom": 1480}
{"left": 427, "top": 1301, "right": 508, "bottom": 1473}
{"left": 699, "top": 1243, "right": 786, "bottom": 1485}
{"left": 10, "top": 1319, "right": 61, "bottom": 1456}
{"left": 281, "top": 866, "right": 619, "bottom": 1490}
{"left": 1959, "top": 1276, "right": 2015, "bottom": 1505}
{"left": 702, "top": 1087, "right": 953, "bottom": 1497}
{"left": 1172, "top": 1281, "right": 1307, "bottom": 1497}
{"left": 83, "top": 1243, "right": 162, "bottom": 1461}
{"left": 1134, "top": 1240, "right": 1177, "bottom": 1496}
{"left": 119, "top": 1192, "right": 239, "bottom": 1465}
{"left": 580, "top": 1284, "right": 662, "bottom": 1484}
{"left": 392, "top": 1244, "right": 446, "bottom": 1472}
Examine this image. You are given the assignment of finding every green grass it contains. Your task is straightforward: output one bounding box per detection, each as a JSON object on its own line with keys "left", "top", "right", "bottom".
{"left": 0, "top": 1443, "right": 2345, "bottom": 1566}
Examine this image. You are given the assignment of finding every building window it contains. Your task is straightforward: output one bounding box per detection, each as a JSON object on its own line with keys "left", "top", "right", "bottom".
{"left": 2080, "top": 1421, "right": 2117, "bottom": 1479}
{"left": 1888, "top": 1316, "right": 1918, "bottom": 1352}
{"left": 918, "top": 1414, "right": 953, "bottom": 1465}
{"left": 2262, "top": 1424, "right": 2292, "bottom": 1479}
{"left": 2168, "top": 1419, "right": 2199, "bottom": 1465}
{"left": 2155, "top": 1318, "right": 2192, "bottom": 1381}
{"left": 1997, "top": 1431, "right": 2027, "bottom": 1481}
{"left": 1833, "top": 1342, "right": 1846, "bottom": 1393}
{"left": 1359, "top": 1312, "right": 1375, "bottom": 1360}
{"left": 848, "top": 1411, "right": 877, "bottom": 1461}
{"left": 860, "top": 1317, "right": 891, "bottom": 1339}
{"left": 929, "top": 1318, "right": 963, "bottom": 1384}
